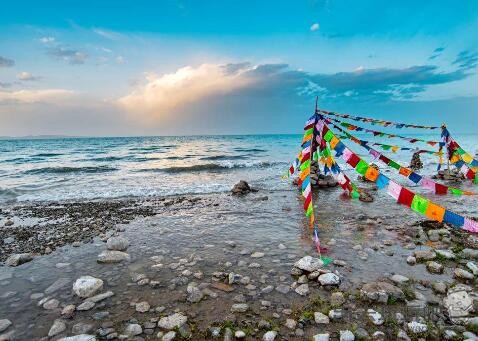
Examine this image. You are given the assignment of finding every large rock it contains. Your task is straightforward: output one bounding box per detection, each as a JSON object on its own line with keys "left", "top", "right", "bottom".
{"left": 106, "top": 236, "right": 129, "bottom": 251}
{"left": 97, "top": 250, "right": 130, "bottom": 263}
{"left": 461, "top": 248, "right": 478, "bottom": 259}
{"left": 232, "top": 180, "right": 254, "bottom": 195}
{"left": 444, "top": 287, "right": 473, "bottom": 319}
{"left": 72, "top": 276, "right": 104, "bottom": 298}
{"left": 5, "top": 253, "right": 32, "bottom": 266}
{"left": 124, "top": 323, "right": 142, "bottom": 336}
{"left": 158, "top": 313, "right": 187, "bottom": 330}
{"left": 294, "top": 256, "right": 323, "bottom": 272}
{"left": 361, "top": 281, "right": 405, "bottom": 303}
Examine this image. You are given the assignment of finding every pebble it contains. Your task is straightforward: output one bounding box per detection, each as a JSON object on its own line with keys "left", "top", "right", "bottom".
{"left": 318, "top": 273, "right": 340, "bottom": 286}
{"left": 251, "top": 252, "right": 265, "bottom": 258}
{"left": 135, "top": 301, "right": 150, "bottom": 313}
{"left": 157, "top": 313, "right": 187, "bottom": 330}
{"left": 406, "top": 256, "right": 416, "bottom": 265}
{"left": 339, "top": 330, "right": 355, "bottom": 341}
{"left": 467, "top": 261, "right": 478, "bottom": 275}
{"left": 294, "top": 283, "right": 309, "bottom": 296}
{"left": 455, "top": 268, "right": 474, "bottom": 280}
{"left": 263, "top": 330, "right": 277, "bottom": 341}
{"left": 426, "top": 261, "right": 444, "bottom": 274}
{"left": 328, "top": 309, "right": 342, "bottom": 320}
{"left": 124, "top": 323, "right": 142, "bottom": 336}
{"left": 284, "top": 319, "right": 296, "bottom": 329}
{"left": 275, "top": 284, "right": 290, "bottom": 294}
{"left": 43, "top": 298, "right": 60, "bottom": 310}
{"left": 407, "top": 321, "right": 427, "bottom": 334}
{"left": 367, "top": 309, "right": 384, "bottom": 325}
{"left": 97, "top": 250, "right": 131, "bottom": 263}
{"left": 48, "top": 319, "right": 66, "bottom": 337}
{"left": 231, "top": 303, "right": 249, "bottom": 313}
{"left": 235, "top": 330, "right": 246, "bottom": 338}
{"left": 106, "top": 236, "right": 129, "bottom": 251}
{"left": 0, "top": 320, "right": 12, "bottom": 333}
{"left": 162, "top": 331, "right": 176, "bottom": 341}
{"left": 390, "top": 274, "right": 409, "bottom": 284}
{"left": 314, "top": 312, "right": 330, "bottom": 324}
{"left": 313, "top": 334, "right": 330, "bottom": 341}
{"left": 76, "top": 300, "right": 95, "bottom": 311}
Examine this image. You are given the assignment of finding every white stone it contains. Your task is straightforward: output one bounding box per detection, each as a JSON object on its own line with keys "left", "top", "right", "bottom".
{"left": 367, "top": 309, "right": 384, "bottom": 325}
{"left": 444, "top": 289, "right": 473, "bottom": 319}
{"left": 294, "top": 256, "right": 323, "bottom": 272}
{"left": 162, "top": 331, "right": 176, "bottom": 341}
{"left": 294, "top": 283, "right": 309, "bottom": 296}
{"left": 251, "top": 252, "right": 265, "bottom": 258}
{"left": 124, "top": 323, "right": 142, "bottom": 336}
{"left": 314, "top": 312, "right": 330, "bottom": 324}
{"left": 313, "top": 334, "right": 330, "bottom": 341}
{"left": 407, "top": 321, "right": 427, "bottom": 334}
{"left": 72, "top": 276, "right": 103, "bottom": 298}
{"left": 263, "top": 330, "right": 277, "bottom": 341}
{"left": 339, "top": 330, "right": 355, "bottom": 341}
{"left": 467, "top": 261, "right": 478, "bottom": 275}
{"left": 318, "top": 273, "right": 340, "bottom": 286}
{"left": 158, "top": 313, "right": 187, "bottom": 330}
{"left": 135, "top": 301, "right": 150, "bottom": 313}
{"left": 284, "top": 319, "right": 296, "bottom": 329}
{"left": 231, "top": 303, "right": 249, "bottom": 313}
{"left": 5, "top": 253, "right": 32, "bottom": 266}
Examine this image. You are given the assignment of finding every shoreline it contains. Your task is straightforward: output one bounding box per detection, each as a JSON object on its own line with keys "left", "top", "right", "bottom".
{"left": 1, "top": 187, "right": 478, "bottom": 340}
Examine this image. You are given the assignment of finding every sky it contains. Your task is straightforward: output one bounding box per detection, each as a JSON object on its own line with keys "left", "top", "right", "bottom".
{"left": 1, "top": 0, "right": 478, "bottom": 136}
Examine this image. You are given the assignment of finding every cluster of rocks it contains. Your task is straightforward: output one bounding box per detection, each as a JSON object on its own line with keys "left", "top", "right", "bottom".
{"left": 409, "top": 151, "right": 423, "bottom": 171}
{"left": 0, "top": 200, "right": 156, "bottom": 262}
{"left": 432, "top": 168, "right": 465, "bottom": 182}
{"left": 309, "top": 160, "right": 338, "bottom": 188}
{"left": 97, "top": 235, "right": 130, "bottom": 264}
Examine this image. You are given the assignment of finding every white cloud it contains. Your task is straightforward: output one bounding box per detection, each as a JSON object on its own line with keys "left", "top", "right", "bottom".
{"left": 118, "top": 63, "right": 255, "bottom": 120}
{"left": 0, "top": 89, "right": 74, "bottom": 104}
{"left": 115, "top": 56, "right": 125, "bottom": 64}
{"left": 40, "top": 36, "right": 55, "bottom": 44}
{"left": 17, "top": 71, "right": 41, "bottom": 81}
{"left": 93, "top": 28, "right": 124, "bottom": 41}
{"left": 310, "top": 23, "right": 320, "bottom": 31}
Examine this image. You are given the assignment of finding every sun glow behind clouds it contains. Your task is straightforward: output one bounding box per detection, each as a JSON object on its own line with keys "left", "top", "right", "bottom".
{"left": 118, "top": 64, "right": 255, "bottom": 121}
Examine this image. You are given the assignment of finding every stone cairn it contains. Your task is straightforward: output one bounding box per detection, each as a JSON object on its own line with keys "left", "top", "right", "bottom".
{"left": 310, "top": 160, "right": 338, "bottom": 188}
{"left": 409, "top": 151, "right": 423, "bottom": 171}
{"left": 432, "top": 168, "right": 464, "bottom": 182}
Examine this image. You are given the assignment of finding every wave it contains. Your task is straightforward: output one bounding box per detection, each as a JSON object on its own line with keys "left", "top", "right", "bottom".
{"left": 135, "top": 161, "right": 285, "bottom": 173}
{"left": 200, "top": 155, "right": 247, "bottom": 161}
{"left": 90, "top": 156, "right": 126, "bottom": 162}
{"left": 32, "top": 153, "right": 63, "bottom": 157}
{"left": 24, "top": 166, "right": 118, "bottom": 175}
{"left": 233, "top": 148, "right": 267, "bottom": 153}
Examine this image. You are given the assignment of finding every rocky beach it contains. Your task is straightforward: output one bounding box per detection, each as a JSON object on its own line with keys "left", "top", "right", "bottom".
{"left": 2, "top": 175, "right": 478, "bottom": 340}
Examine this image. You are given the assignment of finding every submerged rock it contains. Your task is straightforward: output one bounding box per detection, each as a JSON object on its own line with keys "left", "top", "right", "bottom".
{"left": 5, "top": 253, "right": 32, "bottom": 266}
{"left": 106, "top": 236, "right": 129, "bottom": 251}
{"left": 97, "top": 250, "right": 130, "bottom": 263}
{"left": 57, "top": 335, "right": 96, "bottom": 341}
{"left": 48, "top": 319, "right": 66, "bottom": 337}
{"left": 361, "top": 281, "right": 405, "bottom": 303}
{"left": 72, "top": 276, "right": 104, "bottom": 298}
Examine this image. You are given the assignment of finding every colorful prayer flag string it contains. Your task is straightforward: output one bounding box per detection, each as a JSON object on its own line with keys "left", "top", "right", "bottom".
{"left": 322, "top": 115, "right": 442, "bottom": 146}
{"left": 318, "top": 109, "right": 440, "bottom": 130}
{"left": 324, "top": 117, "right": 478, "bottom": 196}
{"left": 317, "top": 119, "right": 478, "bottom": 233}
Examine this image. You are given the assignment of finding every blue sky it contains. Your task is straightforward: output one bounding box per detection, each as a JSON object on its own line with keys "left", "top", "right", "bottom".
{"left": 0, "top": 0, "right": 478, "bottom": 136}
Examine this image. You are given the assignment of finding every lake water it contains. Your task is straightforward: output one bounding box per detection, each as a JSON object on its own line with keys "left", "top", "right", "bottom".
{"left": 0, "top": 132, "right": 477, "bottom": 203}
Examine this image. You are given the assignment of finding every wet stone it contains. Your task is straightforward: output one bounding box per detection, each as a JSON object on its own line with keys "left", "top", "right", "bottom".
{"left": 73, "top": 276, "right": 103, "bottom": 298}
{"left": 0, "top": 320, "right": 12, "bottom": 333}
{"left": 97, "top": 250, "right": 131, "bottom": 263}
{"left": 5, "top": 253, "right": 33, "bottom": 267}
{"left": 48, "top": 319, "right": 66, "bottom": 337}
{"left": 106, "top": 236, "right": 129, "bottom": 251}
{"left": 294, "top": 283, "right": 309, "bottom": 296}
{"left": 426, "top": 261, "right": 444, "bottom": 274}
{"left": 43, "top": 298, "right": 60, "bottom": 310}
{"left": 231, "top": 303, "right": 249, "bottom": 313}
{"left": 72, "top": 322, "right": 94, "bottom": 335}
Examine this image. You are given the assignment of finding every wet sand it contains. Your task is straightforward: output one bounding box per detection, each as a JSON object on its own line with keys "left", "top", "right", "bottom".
{"left": 1, "top": 182, "right": 478, "bottom": 340}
